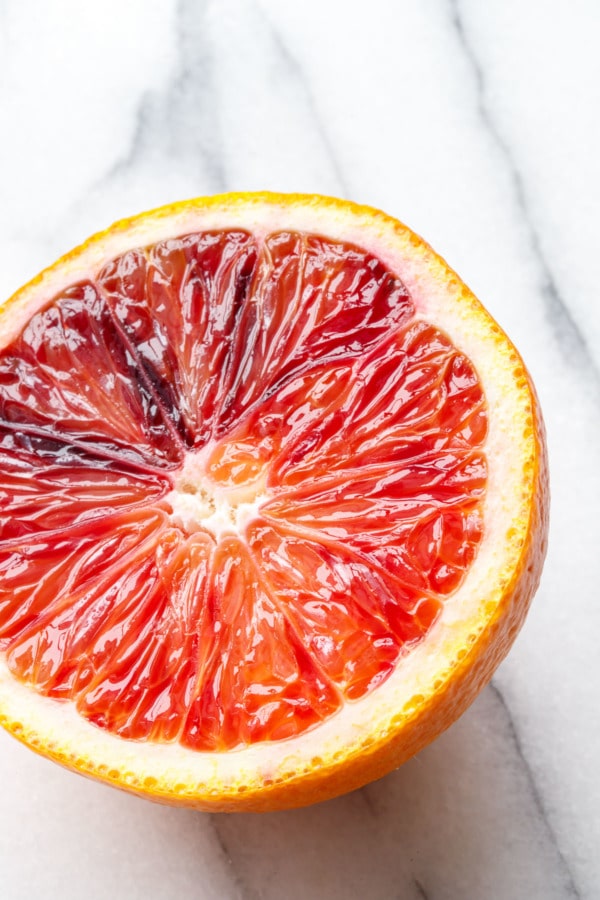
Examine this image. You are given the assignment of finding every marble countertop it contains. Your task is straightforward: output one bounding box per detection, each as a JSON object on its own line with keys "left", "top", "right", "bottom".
{"left": 0, "top": 1, "right": 598, "bottom": 898}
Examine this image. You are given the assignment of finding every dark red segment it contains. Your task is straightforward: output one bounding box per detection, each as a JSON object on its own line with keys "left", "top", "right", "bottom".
{"left": 211, "top": 231, "right": 414, "bottom": 435}
{"left": 259, "top": 232, "right": 413, "bottom": 369}
{"left": 98, "top": 231, "right": 413, "bottom": 447}
{"left": 0, "top": 282, "right": 181, "bottom": 468}
{"left": 98, "top": 233, "right": 258, "bottom": 447}
{"left": 0, "top": 427, "right": 171, "bottom": 541}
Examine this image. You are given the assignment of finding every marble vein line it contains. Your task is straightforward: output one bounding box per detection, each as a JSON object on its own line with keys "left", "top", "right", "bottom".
{"left": 101, "top": 91, "right": 163, "bottom": 191}
{"left": 98, "top": 0, "right": 227, "bottom": 194}
{"left": 359, "top": 784, "right": 379, "bottom": 819}
{"left": 412, "top": 877, "right": 430, "bottom": 900}
{"left": 488, "top": 682, "right": 581, "bottom": 900}
{"left": 450, "top": 0, "right": 600, "bottom": 396}
{"left": 253, "top": 0, "right": 350, "bottom": 198}
{"left": 91, "top": 0, "right": 351, "bottom": 214}
{"left": 173, "top": 0, "right": 227, "bottom": 191}
{"left": 209, "top": 813, "right": 261, "bottom": 900}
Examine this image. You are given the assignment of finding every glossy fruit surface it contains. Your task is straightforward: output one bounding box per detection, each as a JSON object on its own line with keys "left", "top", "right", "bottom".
{"left": 0, "top": 194, "right": 548, "bottom": 811}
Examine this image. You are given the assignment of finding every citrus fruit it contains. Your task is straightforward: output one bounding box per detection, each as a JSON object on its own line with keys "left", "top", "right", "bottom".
{"left": 0, "top": 193, "right": 548, "bottom": 811}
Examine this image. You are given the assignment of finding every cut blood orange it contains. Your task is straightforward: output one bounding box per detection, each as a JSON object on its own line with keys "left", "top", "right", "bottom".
{"left": 0, "top": 194, "right": 548, "bottom": 811}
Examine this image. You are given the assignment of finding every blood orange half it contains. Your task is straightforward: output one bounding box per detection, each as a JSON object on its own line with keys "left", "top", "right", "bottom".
{"left": 0, "top": 193, "right": 548, "bottom": 811}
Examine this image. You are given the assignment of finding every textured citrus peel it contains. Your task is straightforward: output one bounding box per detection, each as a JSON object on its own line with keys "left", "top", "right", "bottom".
{"left": 0, "top": 193, "right": 548, "bottom": 811}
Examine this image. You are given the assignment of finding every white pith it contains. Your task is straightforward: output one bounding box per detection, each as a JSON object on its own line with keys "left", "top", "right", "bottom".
{"left": 0, "top": 195, "right": 536, "bottom": 795}
{"left": 165, "top": 447, "right": 267, "bottom": 540}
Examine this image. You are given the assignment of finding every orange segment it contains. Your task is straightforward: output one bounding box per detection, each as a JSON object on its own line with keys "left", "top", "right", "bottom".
{"left": 78, "top": 531, "right": 214, "bottom": 743}
{"left": 0, "top": 510, "right": 168, "bottom": 662}
{"left": 248, "top": 520, "right": 430, "bottom": 699}
{"left": 98, "top": 232, "right": 258, "bottom": 445}
{"left": 0, "top": 282, "right": 181, "bottom": 468}
{"left": 0, "top": 431, "right": 171, "bottom": 539}
{"left": 0, "top": 193, "right": 548, "bottom": 811}
{"left": 183, "top": 536, "right": 340, "bottom": 750}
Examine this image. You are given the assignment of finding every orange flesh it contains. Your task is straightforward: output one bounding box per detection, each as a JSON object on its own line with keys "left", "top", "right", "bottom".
{"left": 0, "top": 231, "right": 487, "bottom": 750}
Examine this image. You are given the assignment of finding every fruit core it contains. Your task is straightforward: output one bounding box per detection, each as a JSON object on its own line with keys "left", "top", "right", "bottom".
{"left": 0, "top": 228, "right": 488, "bottom": 750}
{"left": 166, "top": 447, "right": 267, "bottom": 539}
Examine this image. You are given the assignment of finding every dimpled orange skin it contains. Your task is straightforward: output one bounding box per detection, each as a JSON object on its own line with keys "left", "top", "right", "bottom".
{"left": 0, "top": 193, "right": 549, "bottom": 812}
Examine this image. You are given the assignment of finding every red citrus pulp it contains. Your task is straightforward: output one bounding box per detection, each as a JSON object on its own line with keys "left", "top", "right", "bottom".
{"left": 0, "top": 194, "right": 547, "bottom": 810}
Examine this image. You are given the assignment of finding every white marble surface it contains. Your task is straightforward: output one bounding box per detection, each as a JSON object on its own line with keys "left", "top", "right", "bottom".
{"left": 0, "top": 1, "right": 599, "bottom": 897}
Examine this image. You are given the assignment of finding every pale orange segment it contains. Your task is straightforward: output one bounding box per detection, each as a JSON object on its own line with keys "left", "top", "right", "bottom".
{"left": 0, "top": 193, "right": 548, "bottom": 811}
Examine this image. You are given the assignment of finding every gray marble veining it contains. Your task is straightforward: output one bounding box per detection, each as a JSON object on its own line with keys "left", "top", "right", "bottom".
{"left": 0, "top": 1, "right": 598, "bottom": 898}
{"left": 451, "top": 0, "right": 598, "bottom": 388}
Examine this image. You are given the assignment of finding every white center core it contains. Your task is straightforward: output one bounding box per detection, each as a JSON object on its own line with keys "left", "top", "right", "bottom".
{"left": 164, "top": 450, "right": 266, "bottom": 540}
